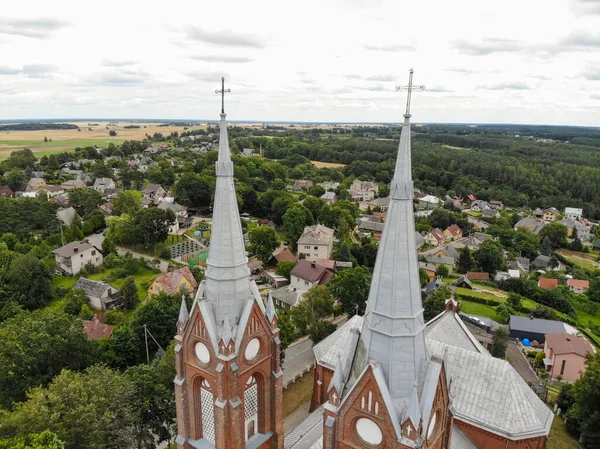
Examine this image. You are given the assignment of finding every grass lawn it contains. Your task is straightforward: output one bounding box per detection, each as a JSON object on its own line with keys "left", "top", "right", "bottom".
{"left": 459, "top": 299, "right": 503, "bottom": 322}
{"left": 456, "top": 285, "right": 538, "bottom": 310}
{"left": 548, "top": 417, "right": 579, "bottom": 449}
{"left": 87, "top": 267, "right": 158, "bottom": 300}
{"left": 465, "top": 210, "right": 482, "bottom": 217}
{"left": 53, "top": 276, "right": 78, "bottom": 290}
{"left": 283, "top": 370, "right": 314, "bottom": 419}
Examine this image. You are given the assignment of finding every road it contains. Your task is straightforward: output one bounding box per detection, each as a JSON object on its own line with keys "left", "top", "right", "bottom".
{"left": 507, "top": 341, "right": 539, "bottom": 385}
{"left": 282, "top": 338, "right": 315, "bottom": 385}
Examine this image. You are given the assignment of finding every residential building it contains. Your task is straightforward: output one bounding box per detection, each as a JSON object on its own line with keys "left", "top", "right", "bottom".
{"left": 514, "top": 216, "right": 545, "bottom": 235}
{"left": 37, "top": 185, "right": 65, "bottom": 197}
{"left": 558, "top": 218, "right": 591, "bottom": 241}
{"left": 544, "top": 333, "right": 595, "bottom": 382}
{"left": 52, "top": 241, "right": 103, "bottom": 275}
{"left": 509, "top": 315, "right": 578, "bottom": 344}
{"left": 317, "top": 181, "right": 339, "bottom": 191}
{"left": 358, "top": 217, "right": 384, "bottom": 233}
{"left": 349, "top": 179, "right": 378, "bottom": 202}
{"left": 470, "top": 199, "right": 489, "bottom": 212}
{"left": 367, "top": 196, "right": 390, "bottom": 211}
{"left": 565, "top": 207, "right": 583, "bottom": 220}
{"left": 141, "top": 183, "right": 166, "bottom": 201}
{"left": 0, "top": 185, "right": 14, "bottom": 197}
{"left": 61, "top": 179, "right": 86, "bottom": 190}
{"left": 568, "top": 278, "right": 590, "bottom": 293}
{"left": 489, "top": 200, "right": 503, "bottom": 209}
{"left": 423, "top": 228, "right": 445, "bottom": 246}
{"left": 289, "top": 260, "right": 334, "bottom": 292}
{"left": 297, "top": 224, "right": 334, "bottom": 262}
{"left": 543, "top": 207, "right": 559, "bottom": 221}
{"left": 468, "top": 215, "right": 490, "bottom": 231}
{"left": 93, "top": 177, "right": 115, "bottom": 192}
{"left": 26, "top": 177, "right": 46, "bottom": 192}
{"left": 466, "top": 271, "right": 490, "bottom": 282}
{"left": 532, "top": 254, "right": 553, "bottom": 270}
{"left": 82, "top": 316, "right": 114, "bottom": 340}
{"left": 418, "top": 194, "right": 440, "bottom": 209}
{"left": 443, "top": 224, "right": 462, "bottom": 240}
{"left": 293, "top": 179, "right": 313, "bottom": 191}
{"left": 455, "top": 275, "right": 474, "bottom": 289}
{"left": 482, "top": 207, "right": 500, "bottom": 219}
{"left": 320, "top": 191, "right": 338, "bottom": 204}
{"left": 73, "top": 277, "right": 121, "bottom": 310}
{"left": 147, "top": 267, "right": 198, "bottom": 297}
{"left": 158, "top": 201, "right": 188, "bottom": 234}
{"left": 56, "top": 207, "right": 81, "bottom": 227}
{"left": 539, "top": 278, "right": 558, "bottom": 290}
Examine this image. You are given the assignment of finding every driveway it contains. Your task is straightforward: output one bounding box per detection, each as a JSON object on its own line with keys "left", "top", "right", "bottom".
{"left": 507, "top": 341, "right": 539, "bottom": 385}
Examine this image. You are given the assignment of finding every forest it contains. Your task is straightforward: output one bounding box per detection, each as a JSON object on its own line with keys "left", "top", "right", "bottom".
{"left": 0, "top": 123, "right": 79, "bottom": 131}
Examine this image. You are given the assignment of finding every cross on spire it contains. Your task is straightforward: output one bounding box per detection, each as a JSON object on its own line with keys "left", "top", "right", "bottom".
{"left": 395, "top": 68, "right": 425, "bottom": 117}
{"left": 215, "top": 76, "right": 231, "bottom": 114}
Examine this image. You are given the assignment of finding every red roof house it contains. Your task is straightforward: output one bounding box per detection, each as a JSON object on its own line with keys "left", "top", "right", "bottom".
{"left": 83, "top": 317, "right": 114, "bottom": 340}
{"left": 466, "top": 271, "right": 490, "bottom": 281}
{"left": 538, "top": 278, "right": 558, "bottom": 290}
{"left": 567, "top": 279, "right": 589, "bottom": 293}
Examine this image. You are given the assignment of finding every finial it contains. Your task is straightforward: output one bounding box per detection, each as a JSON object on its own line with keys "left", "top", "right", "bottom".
{"left": 395, "top": 68, "right": 425, "bottom": 118}
{"left": 178, "top": 296, "right": 189, "bottom": 327}
{"left": 215, "top": 76, "right": 231, "bottom": 114}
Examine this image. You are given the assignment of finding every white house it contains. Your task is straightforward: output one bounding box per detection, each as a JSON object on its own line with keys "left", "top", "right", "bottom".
{"left": 289, "top": 260, "right": 334, "bottom": 292}
{"left": 52, "top": 241, "right": 103, "bottom": 275}
{"left": 565, "top": 207, "right": 583, "bottom": 220}
{"left": 349, "top": 180, "right": 378, "bottom": 202}
{"left": 418, "top": 195, "right": 440, "bottom": 210}
{"left": 297, "top": 224, "right": 335, "bottom": 262}
{"left": 72, "top": 277, "right": 121, "bottom": 310}
{"left": 93, "top": 177, "right": 115, "bottom": 192}
{"left": 158, "top": 201, "right": 188, "bottom": 234}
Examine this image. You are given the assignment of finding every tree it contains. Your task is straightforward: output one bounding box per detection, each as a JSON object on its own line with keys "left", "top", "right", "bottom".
{"left": 495, "top": 302, "right": 515, "bottom": 324}
{"left": 0, "top": 366, "right": 138, "bottom": 449}
{"left": 0, "top": 310, "right": 93, "bottom": 408}
{"left": 291, "top": 286, "right": 335, "bottom": 342}
{"left": 190, "top": 266, "right": 205, "bottom": 283}
{"left": 121, "top": 276, "right": 139, "bottom": 310}
{"left": 67, "top": 188, "right": 103, "bottom": 218}
{"left": 275, "top": 260, "right": 296, "bottom": 280}
{"left": 335, "top": 242, "right": 351, "bottom": 262}
{"left": 506, "top": 293, "right": 523, "bottom": 311}
{"left": 303, "top": 196, "right": 325, "bottom": 223}
{"left": 3, "top": 253, "right": 54, "bottom": 310}
{"left": 173, "top": 173, "right": 214, "bottom": 207}
{"left": 307, "top": 185, "right": 325, "bottom": 198}
{"left": 423, "top": 285, "right": 451, "bottom": 321}
{"left": 490, "top": 327, "right": 508, "bottom": 359}
{"left": 539, "top": 222, "right": 568, "bottom": 250}
{"left": 109, "top": 130, "right": 117, "bottom": 137}
{"left": 435, "top": 264, "right": 449, "bottom": 278}
{"left": 4, "top": 170, "right": 27, "bottom": 192}
{"left": 0, "top": 430, "right": 65, "bottom": 449}
{"left": 540, "top": 236, "right": 552, "bottom": 256}
{"left": 133, "top": 208, "right": 175, "bottom": 250}
{"left": 328, "top": 266, "right": 372, "bottom": 316}
{"left": 6, "top": 149, "right": 36, "bottom": 170}
{"left": 419, "top": 268, "right": 430, "bottom": 288}
{"left": 456, "top": 246, "right": 473, "bottom": 273}
{"left": 283, "top": 204, "right": 313, "bottom": 245}
{"left": 474, "top": 240, "right": 505, "bottom": 274}
{"left": 63, "top": 289, "right": 89, "bottom": 316}
{"left": 247, "top": 226, "right": 279, "bottom": 264}
{"left": 557, "top": 383, "right": 576, "bottom": 413}
{"left": 112, "top": 190, "right": 142, "bottom": 216}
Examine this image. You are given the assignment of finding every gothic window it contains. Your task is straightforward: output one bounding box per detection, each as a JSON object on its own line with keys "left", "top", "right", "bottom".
{"left": 244, "top": 376, "right": 259, "bottom": 441}
{"left": 199, "top": 379, "right": 215, "bottom": 444}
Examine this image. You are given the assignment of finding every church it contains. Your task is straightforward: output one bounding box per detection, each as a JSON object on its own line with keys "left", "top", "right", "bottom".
{"left": 174, "top": 73, "right": 554, "bottom": 449}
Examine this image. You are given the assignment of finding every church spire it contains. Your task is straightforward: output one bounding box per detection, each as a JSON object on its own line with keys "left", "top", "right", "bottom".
{"left": 354, "top": 69, "right": 427, "bottom": 402}
{"left": 203, "top": 77, "right": 253, "bottom": 326}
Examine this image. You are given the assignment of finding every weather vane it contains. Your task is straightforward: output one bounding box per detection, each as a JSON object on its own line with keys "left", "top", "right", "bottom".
{"left": 215, "top": 77, "right": 231, "bottom": 114}
{"left": 395, "top": 69, "right": 425, "bottom": 117}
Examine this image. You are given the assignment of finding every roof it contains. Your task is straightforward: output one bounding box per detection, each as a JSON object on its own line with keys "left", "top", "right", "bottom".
{"left": 466, "top": 272, "right": 490, "bottom": 281}
{"left": 467, "top": 216, "right": 490, "bottom": 229}
{"left": 284, "top": 406, "right": 324, "bottom": 449}
{"left": 368, "top": 197, "right": 390, "bottom": 207}
{"left": 428, "top": 228, "right": 445, "bottom": 241}
{"left": 515, "top": 217, "right": 545, "bottom": 234}
{"left": 316, "top": 259, "right": 335, "bottom": 270}
{"left": 509, "top": 316, "right": 572, "bottom": 335}
{"left": 450, "top": 425, "right": 477, "bottom": 449}
{"left": 425, "top": 310, "right": 488, "bottom": 355}
{"left": 446, "top": 224, "right": 462, "bottom": 237}
{"left": 490, "top": 200, "right": 503, "bottom": 205}
{"left": 73, "top": 277, "right": 114, "bottom": 298}
{"left": 565, "top": 207, "right": 583, "bottom": 215}
{"left": 93, "top": 177, "right": 113, "bottom": 187}
{"left": 314, "top": 315, "right": 363, "bottom": 369}
{"left": 0, "top": 185, "right": 14, "bottom": 196}
{"left": 545, "top": 333, "right": 595, "bottom": 357}
{"left": 320, "top": 191, "right": 337, "bottom": 200}
{"left": 82, "top": 320, "right": 114, "bottom": 339}
{"left": 482, "top": 208, "right": 498, "bottom": 217}
{"left": 425, "top": 255, "right": 455, "bottom": 265}
{"left": 157, "top": 202, "right": 187, "bottom": 213}
{"left": 268, "top": 288, "right": 302, "bottom": 307}
{"left": 290, "top": 260, "right": 329, "bottom": 283}
{"left": 141, "top": 183, "right": 163, "bottom": 194}
{"left": 455, "top": 275, "right": 473, "bottom": 289}
{"left": 358, "top": 219, "right": 384, "bottom": 232}
{"left": 532, "top": 255, "right": 552, "bottom": 268}
{"left": 297, "top": 224, "right": 334, "bottom": 246}
{"left": 52, "top": 241, "right": 94, "bottom": 258}
{"left": 538, "top": 278, "right": 558, "bottom": 290}
{"left": 421, "top": 194, "right": 440, "bottom": 203}
{"left": 39, "top": 185, "right": 64, "bottom": 192}
{"left": 56, "top": 207, "right": 80, "bottom": 227}
{"left": 273, "top": 248, "right": 296, "bottom": 263}
{"left": 568, "top": 279, "right": 589, "bottom": 289}
{"left": 153, "top": 267, "right": 198, "bottom": 294}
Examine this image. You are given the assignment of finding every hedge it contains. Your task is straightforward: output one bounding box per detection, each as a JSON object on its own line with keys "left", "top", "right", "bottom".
{"left": 455, "top": 293, "right": 532, "bottom": 314}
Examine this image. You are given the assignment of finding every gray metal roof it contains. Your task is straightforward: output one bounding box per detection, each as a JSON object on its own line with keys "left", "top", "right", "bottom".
{"left": 73, "top": 277, "right": 113, "bottom": 298}
{"left": 297, "top": 225, "right": 334, "bottom": 246}
{"left": 509, "top": 315, "right": 569, "bottom": 334}
{"left": 450, "top": 425, "right": 477, "bottom": 449}
{"left": 313, "top": 315, "right": 363, "bottom": 370}
{"left": 284, "top": 407, "right": 324, "bottom": 449}
{"left": 52, "top": 241, "right": 94, "bottom": 257}
{"left": 425, "top": 310, "right": 488, "bottom": 355}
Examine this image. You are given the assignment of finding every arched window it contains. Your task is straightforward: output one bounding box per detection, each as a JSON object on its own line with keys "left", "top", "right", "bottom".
{"left": 195, "top": 378, "right": 215, "bottom": 444}
{"left": 244, "top": 375, "right": 259, "bottom": 441}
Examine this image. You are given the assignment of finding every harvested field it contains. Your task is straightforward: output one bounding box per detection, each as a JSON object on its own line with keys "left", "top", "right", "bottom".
{"left": 310, "top": 160, "right": 346, "bottom": 168}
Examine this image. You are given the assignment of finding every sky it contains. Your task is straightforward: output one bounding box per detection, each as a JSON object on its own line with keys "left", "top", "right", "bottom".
{"left": 1, "top": 0, "right": 600, "bottom": 125}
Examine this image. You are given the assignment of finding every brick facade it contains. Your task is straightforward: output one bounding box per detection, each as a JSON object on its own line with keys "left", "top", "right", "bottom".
{"left": 453, "top": 420, "right": 547, "bottom": 449}
{"left": 175, "top": 300, "right": 284, "bottom": 449}
{"left": 310, "top": 364, "right": 334, "bottom": 412}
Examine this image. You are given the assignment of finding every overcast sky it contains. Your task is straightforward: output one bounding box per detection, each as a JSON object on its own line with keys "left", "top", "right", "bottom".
{"left": 1, "top": 0, "right": 599, "bottom": 125}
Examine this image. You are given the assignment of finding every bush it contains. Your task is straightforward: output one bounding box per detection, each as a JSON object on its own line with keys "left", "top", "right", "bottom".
{"left": 103, "top": 310, "right": 127, "bottom": 326}
{"left": 103, "top": 253, "right": 121, "bottom": 269}
{"left": 534, "top": 351, "right": 545, "bottom": 370}
{"left": 79, "top": 304, "right": 95, "bottom": 320}
{"left": 159, "top": 247, "right": 172, "bottom": 259}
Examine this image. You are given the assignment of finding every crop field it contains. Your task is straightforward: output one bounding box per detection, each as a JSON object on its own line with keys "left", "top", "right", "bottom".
{"left": 310, "top": 160, "right": 346, "bottom": 168}
{"left": 0, "top": 121, "right": 206, "bottom": 159}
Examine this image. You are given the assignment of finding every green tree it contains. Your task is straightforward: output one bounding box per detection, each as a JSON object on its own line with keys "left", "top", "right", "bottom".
{"left": 291, "top": 285, "right": 335, "bottom": 342}
{"left": 540, "top": 236, "right": 552, "bottom": 256}
{"left": 109, "top": 130, "right": 117, "bottom": 137}
{"left": 6, "top": 149, "right": 36, "bottom": 170}
{"left": 490, "top": 327, "right": 508, "bottom": 359}
{"left": 283, "top": 204, "right": 313, "bottom": 245}
{"left": 456, "top": 246, "right": 473, "bottom": 273}
{"left": 276, "top": 311, "right": 296, "bottom": 362}
{"left": 275, "top": 260, "right": 296, "bottom": 280}
{"left": 0, "top": 310, "right": 93, "bottom": 408}
{"left": 328, "top": 266, "right": 372, "bottom": 316}
{"left": 506, "top": 293, "right": 523, "bottom": 311}
{"left": 435, "top": 264, "right": 449, "bottom": 278}
{"left": 303, "top": 196, "right": 325, "bottom": 223}
{"left": 495, "top": 302, "right": 515, "bottom": 324}
{"left": 419, "top": 268, "right": 430, "bottom": 288}
{"left": 423, "top": 285, "right": 451, "bottom": 321}
{"left": 307, "top": 185, "right": 325, "bottom": 198}
{"left": 3, "top": 253, "right": 54, "bottom": 310}
{"left": 133, "top": 208, "right": 175, "bottom": 250}
{"left": 112, "top": 190, "right": 142, "bottom": 216}
{"left": 4, "top": 170, "right": 27, "bottom": 192}
{"left": 271, "top": 196, "right": 296, "bottom": 225}
{"left": 0, "top": 430, "right": 65, "bottom": 449}
{"left": 67, "top": 188, "right": 103, "bottom": 218}
{"left": 247, "top": 226, "right": 279, "bottom": 264}
{"left": 474, "top": 240, "right": 505, "bottom": 274}
{"left": 63, "top": 289, "right": 89, "bottom": 316}
{"left": 121, "top": 276, "right": 139, "bottom": 310}
{"left": 174, "top": 173, "right": 214, "bottom": 207}
{"left": 336, "top": 242, "right": 352, "bottom": 262}
{"left": 539, "top": 222, "right": 569, "bottom": 250}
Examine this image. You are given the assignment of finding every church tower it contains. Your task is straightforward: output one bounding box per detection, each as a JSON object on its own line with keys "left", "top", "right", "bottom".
{"left": 174, "top": 78, "right": 284, "bottom": 449}
{"left": 322, "top": 70, "right": 451, "bottom": 449}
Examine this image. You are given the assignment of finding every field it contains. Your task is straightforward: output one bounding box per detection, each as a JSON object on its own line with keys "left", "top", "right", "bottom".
{"left": 548, "top": 417, "right": 579, "bottom": 449}
{"left": 557, "top": 249, "right": 599, "bottom": 271}
{"left": 0, "top": 121, "right": 206, "bottom": 159}
{"left": 310, "top": 160, "right": 346, "bottom": 169}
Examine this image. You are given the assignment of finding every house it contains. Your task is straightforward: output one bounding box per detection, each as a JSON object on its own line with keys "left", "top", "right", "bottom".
{"left": 482, "top": 208, "right": 500, "bottom": 219}
{"left": 538, "top": 278, "right": 558, "bottom": 290}
{"left": 82, "top": 316, "right": 114, "bottom": 340}
{"left": 422, "top": 278, "right": 444, "bottom": 295}
{"left": 318, "top": 181, "right": 340, "bottom": 191}
{"left": 470, "top": 200, "right": 489, "bottom": 212}
{"left": 445, "top": 195, "right": 463, "bottom": 209}
{"left": 533, "top": 208, "right": 544, "bottom": 219}
{"left": 443, "top": 224, "right": 463, "bottom": 240}
{"left": 514, "top": 216, "right": 545, "bottom": 235}
{"left": 293, "top": 180, "right": 314, "bottom": 191}
{"left": 367, "top": 196, "right": 390, "bottom": 211}
{"left": 419, "top": 261, "right": 437, "bottom": 282}
{"left": 157, "top": 202, "right": 188, "bottom": 234}
{"left": 52, "top": 241, "right": 103, "bottom": 275}
{"left": 455, "top": 275, "right": 474, "bottom": 289}
{"left": 56, "top": 207, "right": 82, "bottom": 227}
{"left": 565, "top": 207, "right": 583, "bottom": 220}
{"left": 37, "top": 185, "right": 65, "bottom": 198}
{"left": 567, "top": 279, "right": 590, "bottom": 294}
{"left": 349, "top": 180, "right": 378, "bottom": 202}
{"left": 544, "top": 333, "right": 595, "bottom": 382}
{"left": 267, "top": 288, "right": 303, "bottom": 309}
{"left": 141, "top": 183, "right": 166, "bottom": 201}
{"left": 514, "top": 256, "right": 531, "bottom": 273}
{"left": 99, "top": 202, "right": 113, "bottom": 216}
{"left": 26, "top": 177, "right": 46, "bottom": 192}
{"left": 542, "top": 207, "right": 559, "bottom": 221}
{"left": 289, "top": 260, "right": 334, "bottom": 292}
{"left": 467, "top": 215, "right": 490, "bottom": 231}
{"left": 466, "top": 271, "right": 490, "bottom": 282}
{"left": 467, "top": 193, "right": 477, "bottom": 202}
{"left": 73, "top": 277, "right": 121, "bottom": 310}
{"left": 358, "top": 218, "right": 384, "bottom": 233}
{"left": 297, "top": 224, "right": 335, "bottom": 262}
{"left": 489, "top": 200, "right": 504, "bottom": 209}
{"left": 509, "top": 315, "right": 578, "bottom": 344}
{"left": 62, "top": 179, "right": 86, "bottom": 190}
{"left": 418, "top": 194, "right": 440, "bottom": 209}
{"left": 270, "top": 248, "right": 296, "bottom": 266}
{"left": 262, "top": 270, "right": 289, "bottom": 288}
{"left": 147, "top": 267, "right": 198, "bottom": 297}
{"left": 532, "top": 255, "right": 553, "bottom": 270}
{"left": 423, "top": 228, "right": 445, "bottom": 246}
{"left": 414, "top": 231, "right": 425, "bottom": 249}
{"left": 558, "top": 218, "right": 591, "bottom": 241}
{"left": 320, "top": 191, "right": 338, "bottom": 204}
{"left": 0, "top": 185, "right": 14, "bottom": 198}
{"left": 424, "top": 255, "right": 455, "bottom": 272}
{"left": 93, "top": 177, "right": 115, "bottom": 192}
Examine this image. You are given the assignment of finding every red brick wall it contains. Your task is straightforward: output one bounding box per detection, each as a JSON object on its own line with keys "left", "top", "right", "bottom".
{"left": 310, "top": 364, "right": 334, "bottom": 412}
{"left": 454, "top": 420, "right": 547, "bottom": 449}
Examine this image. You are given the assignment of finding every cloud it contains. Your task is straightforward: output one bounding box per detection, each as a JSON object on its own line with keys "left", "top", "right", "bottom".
{"left": 344, "top": 74, "right": 396, "bottom": 82}
{"left": 351, "top": 84, "right": 387, "bottom": 92}
{"left": 581, "top": 66, "right": 600, "bottom": 80}
{"left": 452, "top": 38, "right": 525, "bottom": 55}
{"left": 446, "top": 67, "right": 476, "bottom": 75}
{"left": 101, "top": 58, "right": 137, "bottom": 67}
{"left": 81, "top": 72, "right": 147, "bottom": 86}
{"left": 559, "top": 32, "right": 600, "bottom": 49}
{"left": 569, "top": 0, "right": 600, "bottom": 15}
{"left": 529, "top": 74, "right": 551, "bottom": 80}
{"left": 190, "top": 55, "right": 254, "bottom": 63}
{"left": 426, "top": 87, "right": 453, "bottom": 93}
{"left": 363, "top": 43, "right": 414, "bottom": 52}
{"left": 0, "top": 17, "right": 70, "bottom": 39}
{"left": 591, "top": 94, "right": 600, "bottom": 99}
{"left": 22, "top": 64, "right": 58, "bottom": 78}
{"left": 0, "top": 66, "right": 21, "bottom": 75}
{"left": 182, "top": 26, "right": 265, "bottom": 48}
{"left": 186, "top": 70, "right": 230, "bottom": 82}
{"left": 479, "top": 82, "right": 531, "bottom": 90}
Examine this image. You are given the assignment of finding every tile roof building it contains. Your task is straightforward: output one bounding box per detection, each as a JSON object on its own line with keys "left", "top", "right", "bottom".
{"left": 297, "top": 225, "right": 335, "bottom": 262}
{"left": 82, "top": 317, "right": 115, "bottom": 340}
{"left": 544, "top": 333, "right": 595, "bottom": 382}
{"left": 148, "top": 267, "right": 198, "bottom": 297}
